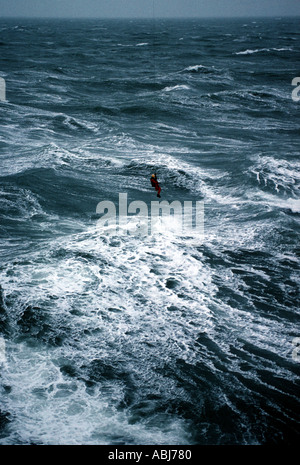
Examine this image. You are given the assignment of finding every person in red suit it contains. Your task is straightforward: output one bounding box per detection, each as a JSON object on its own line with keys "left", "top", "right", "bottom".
{"left": 150, "top": 173, "right": 161, "bottom": 198}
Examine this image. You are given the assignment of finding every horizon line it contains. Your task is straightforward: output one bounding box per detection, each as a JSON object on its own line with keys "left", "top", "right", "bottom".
{"left": 1, "top": 14, "right": 299, "bottom": 20}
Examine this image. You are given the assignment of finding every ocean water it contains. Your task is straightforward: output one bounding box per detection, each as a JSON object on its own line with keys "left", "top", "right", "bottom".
{"left": 0, "top": 17, "right": 299, "bottom": 445}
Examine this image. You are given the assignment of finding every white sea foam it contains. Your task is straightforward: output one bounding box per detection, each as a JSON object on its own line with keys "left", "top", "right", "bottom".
{"left": 278, "top": 198, "right": 300, "bottom": 213}
{"left": 184, "top": 64, "right": 207, "bottom": 72}
{"left": 236, "top": 47, "right": 293, "bottom": 55}
{"left": 0, "top": 340, "right": 191, "bottom": 445}
{"left": 0, "top": 219, "right": 215, "bottom": 444}
{"left": 250, "top": 155, "right": 300, "bottom": 196}
{"left": 163, "top": 85, "right": 190, "bottom": 92}
{"left": 0, "top": 186, "right": 45, "bottom": 220}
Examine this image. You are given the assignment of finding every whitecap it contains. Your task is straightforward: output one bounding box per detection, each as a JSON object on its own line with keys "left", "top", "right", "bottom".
{"left": 273, "top": 47, "right": 293, "bottom": 51}
{"left": 249, "top": 155, "right": 300, "bottom": 196}
{"left": 184, "top": 64, "right": 207, "bottom": 72}
{"left": 162, "top": 85, "right": 190, "bottom": 92}
{"left": 279, "top": 198, "right": 300, "bottom": 213}
{"left": 236, "top": 47, "right": 293, "bottom": 55}
{"left": 236, "top": 48, "right": 268, "bottom": 55}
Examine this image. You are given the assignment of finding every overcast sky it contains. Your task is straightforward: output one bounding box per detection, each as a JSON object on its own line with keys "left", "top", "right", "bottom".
{"left": 0, "top": 0, "right": 299, "bottom": 19}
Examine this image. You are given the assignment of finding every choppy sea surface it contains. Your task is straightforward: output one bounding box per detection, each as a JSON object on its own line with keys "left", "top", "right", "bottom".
{"left": 0, "top": 17, "right": 299, "bottom": 445}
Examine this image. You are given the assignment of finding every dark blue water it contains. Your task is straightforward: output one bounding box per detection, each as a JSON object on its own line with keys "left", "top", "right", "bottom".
{"left": 0, "top": 17, "right": 299, "bottom": 445}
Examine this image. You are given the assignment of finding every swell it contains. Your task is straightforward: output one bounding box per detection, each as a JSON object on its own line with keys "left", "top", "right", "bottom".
{"left": 0, "top": 167, "right": 103, "bottom": 221}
